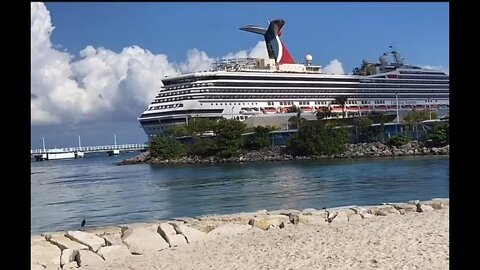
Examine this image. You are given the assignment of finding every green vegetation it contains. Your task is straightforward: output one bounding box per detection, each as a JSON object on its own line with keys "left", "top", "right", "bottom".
{"left": 244, "top": 126, "right": 276, "bottom": 150}
{"left": 316, "top": 107, "right": 332, "bottom": 120}
{"left": 189, "top": 136, "right": 217, "bottom": 157}
{"left": 387, "top": 134, "right": 410, "bottom": 147}
{"left": 286, "top": 121, "right": 349, "bottom": 156}
{"left": 287, "top": 105, "right": 300, "bottom": 113}
{"left": 288, "top": 111, "right": 305, "bottom": 130}
{"left": 334, "top": 96, "right": 348, "bottom": 118}
{"left": 213, "top": 119, "right": 247, "bottom": 158}
{"left": 149, "top": 135, "right": 186, "bottom": 159}
{"left": 403, "top": 109, "right": 438, "bottom": 131}
{"left": 427, "top": 122, "right": 449, "bottom": 146}
{"left": 354, "top": 116, "right": 374, "bottom": 142}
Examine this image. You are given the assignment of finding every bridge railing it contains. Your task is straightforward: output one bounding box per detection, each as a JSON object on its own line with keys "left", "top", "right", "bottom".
{"left": 31, "top": 144, "right": 148, "bottom": 154}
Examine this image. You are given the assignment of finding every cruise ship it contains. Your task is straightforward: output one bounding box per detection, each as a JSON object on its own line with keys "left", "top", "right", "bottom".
{"left": 138, "top": 19, "right": 449, "bottom": 139}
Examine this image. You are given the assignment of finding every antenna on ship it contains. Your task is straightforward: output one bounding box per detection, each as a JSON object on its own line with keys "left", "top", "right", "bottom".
{"left": 389, "top": 44, "right": 404, "bottom": 65}
{"left": 173, "top": 58, "right": 181, "bottom": 75}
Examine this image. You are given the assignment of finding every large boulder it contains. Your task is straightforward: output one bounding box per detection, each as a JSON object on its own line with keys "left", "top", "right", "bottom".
{"left": 390, "top": 203, "right": 417, "bottom": 213}
{"left": 417, "top": 204, "right": 435, "bottom": 212}
{"left": 77, "top": 250, "right": 106, "bottom": 268}
{"left": 172, "top": 224, "right": 207, "bottom": 244}
{"left": 31, "top": 240, "right": 61, "bottom": 267}
{"left": 121, "top": 227, "right": 169, "bottom": 254}
{"left": 97, "top": 245, "right": 132, "bottom": 263}
{"left": 333, "top": 209, "right": 356, "bottom": 222}
{"left": 49, "top": 235, "right": 89, "bottom": 251}
{"left": 206, "top": 224, "right": 252, "bottom": 238}
{"left": 62, "top": 261, "right": 79, "bottom": 270}
{"left": 60, "top": 249, "right": 78, "bottom": 267}
{"left": 300, "top": 215, "right": 328, "bottom": 225}
{"left": 248, "top": 218, "right": 283, "bottom": 230}
{"left": 348, "top": 214, "right": 363, "bottom": 221}
{"left": 66, "top": 231, "right": 105, "bottom": 252}
{"left": 158, "top": 223, "right": 187, "bottom": 247}
{"left": 102, "top": 232, "right": 123, "bottom": 246}
{"left": 368, "top": 205, "right": 399, "bottom": 216}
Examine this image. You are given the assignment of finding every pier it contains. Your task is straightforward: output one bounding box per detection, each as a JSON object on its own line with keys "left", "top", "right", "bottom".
{"left": 31, "top": 144, "right": 147, "bottom": 155}
{"left": 31, "top": 144, "right": 147, "bottom": 161}
{"left": 31, "top": 135, "right": 147, "bottom": 160}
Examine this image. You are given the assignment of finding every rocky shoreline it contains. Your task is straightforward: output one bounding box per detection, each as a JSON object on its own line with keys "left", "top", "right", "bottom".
{"left": 119, "top": 141, "right": 449, "bottom": 166}
{"left": 31, "top": 198, "right": 449, "bottom": 269}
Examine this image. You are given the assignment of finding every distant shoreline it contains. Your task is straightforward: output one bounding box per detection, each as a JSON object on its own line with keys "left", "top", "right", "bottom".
{"left": 119, "top": 141, "right": 449, "bottom": 166}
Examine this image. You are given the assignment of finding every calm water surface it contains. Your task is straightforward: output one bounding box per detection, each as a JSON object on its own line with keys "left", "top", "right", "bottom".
{"left": 31, "top": 152, "right": 449, "bottom": 234}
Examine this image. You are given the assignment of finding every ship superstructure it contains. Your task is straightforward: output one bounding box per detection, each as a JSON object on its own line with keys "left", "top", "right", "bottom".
{"left": 138, "top": 19, "right": 449, "bottom": 139}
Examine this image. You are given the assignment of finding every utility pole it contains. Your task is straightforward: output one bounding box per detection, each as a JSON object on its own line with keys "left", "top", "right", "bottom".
{"left": 393, "top": 93, "right": 400, "bottom": 136}
{"left": 395, "top": 93, "right": 400, "bottom": 124}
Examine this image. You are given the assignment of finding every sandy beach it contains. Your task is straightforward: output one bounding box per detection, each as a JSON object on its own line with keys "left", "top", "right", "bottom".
{"left": 32, "top": 199, "right": 449, "bottom": 270}
{"left": 108, "top": 209, "right": 448, "bottom": 270}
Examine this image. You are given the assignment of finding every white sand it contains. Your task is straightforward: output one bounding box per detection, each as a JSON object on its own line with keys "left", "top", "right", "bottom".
{"left": 95, "top": 208, "right": 449, "bottom": 270}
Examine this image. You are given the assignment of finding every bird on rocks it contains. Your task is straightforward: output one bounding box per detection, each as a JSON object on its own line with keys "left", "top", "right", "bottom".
{"left": 81, "top": 219, "right": 86, "bottom": 228}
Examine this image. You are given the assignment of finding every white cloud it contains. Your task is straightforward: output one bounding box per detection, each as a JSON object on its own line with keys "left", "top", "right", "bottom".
{"left": 223, "top": 41, "right": 268, "bottom": 59}
{"left": 31, "top": 3, "right": 215, "bottom": 126}
{"left": 323, "top": 59, "right": 345, "bottom": 75}
{"left": 179, "top": 48, "right": 214, "bottom": 73}
{"left": 31, "top": 3, "right": 273, "bottom": 127}
{"left": 420, "top": 65, "right": 449, "bottom": 75}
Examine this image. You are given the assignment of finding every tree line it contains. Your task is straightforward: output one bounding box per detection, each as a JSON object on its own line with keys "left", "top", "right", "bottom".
{"left": 149, "top": 109, "right": 448, "bottom": 160}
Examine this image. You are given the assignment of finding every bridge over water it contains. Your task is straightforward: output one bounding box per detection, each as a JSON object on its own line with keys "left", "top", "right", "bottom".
{"left": 30, "top": 144, "right": 147, "bottom": 155}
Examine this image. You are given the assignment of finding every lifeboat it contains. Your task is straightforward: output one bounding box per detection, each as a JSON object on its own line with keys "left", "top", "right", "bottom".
{"left": 262, "top": 107, "right": 277, "bottom": 114}
{"left": 300, "top": 106, "right": 313, "bottom": 112}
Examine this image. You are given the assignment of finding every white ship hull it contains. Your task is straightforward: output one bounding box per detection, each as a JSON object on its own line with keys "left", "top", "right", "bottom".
{"left": 138, "top": 19, "right": 449, "bottom": 139}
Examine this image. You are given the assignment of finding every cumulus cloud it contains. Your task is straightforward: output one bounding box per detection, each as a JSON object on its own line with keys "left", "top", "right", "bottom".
{"left": 223, "top": 41, "right": 268, "bottom": 59}
{"left": 322, "top": 59, "right": 345, "bottom": 75}
{"left": 420, "top": 65, "right": 449, "bottom": 75}
{"left": 179, "top": 49, "right": 214, "bottom": 73}
{"left": 31, "top": 3, "right": 274, "bottom": 127}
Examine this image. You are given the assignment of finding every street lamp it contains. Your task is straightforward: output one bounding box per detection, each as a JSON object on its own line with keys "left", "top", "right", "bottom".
{"left": 231, "top": 106, "right": 235, "bottom": 119}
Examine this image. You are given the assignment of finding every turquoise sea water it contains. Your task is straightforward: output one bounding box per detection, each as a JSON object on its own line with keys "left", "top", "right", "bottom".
{"left": 31, "top": 153, "right": 449, "bottom": 234}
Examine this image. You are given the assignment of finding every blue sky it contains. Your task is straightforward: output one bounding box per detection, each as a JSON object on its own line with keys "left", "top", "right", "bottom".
{"left": 31, "top": 2, "right": 449, "bottom": 149}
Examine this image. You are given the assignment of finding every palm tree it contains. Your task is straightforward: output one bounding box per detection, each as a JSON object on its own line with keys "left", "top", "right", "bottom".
{"left": 335, "top": 96, "right": 348, "bottom": 118}
{"left": 316, "top": 106, "right": 332, "bottom": 120}
{"left": 287, "top": 105, "right": 300, "bottom": 113}
{"left": 288, "top": 110, "right": 304, "bottom": 129}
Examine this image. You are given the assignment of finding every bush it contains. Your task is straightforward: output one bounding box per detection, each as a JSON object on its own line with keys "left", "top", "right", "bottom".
{"left": 286, "top": 121, "right": 349, "bottom": 156}
{"left": 388, "top": 134, "right": 410, "bottom": 147}
{"left": 214, "top": 119, "right": 247, "bottom": 158}
{"left": 244, "top": 126, "right": 275, "bottom": 150}
{"left": 427, "top": 122, "right": 449, "bottom": 146}
{"left": 149, "top": 136, "right": 186, "bottom": 159}
{"left": 189, "top": 136, "right": 217, "bottom": 157}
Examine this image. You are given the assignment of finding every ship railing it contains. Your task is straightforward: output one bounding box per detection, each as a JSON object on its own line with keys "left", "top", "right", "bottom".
{"left": 213, "top": 58, "right": 259, "bottom": 71}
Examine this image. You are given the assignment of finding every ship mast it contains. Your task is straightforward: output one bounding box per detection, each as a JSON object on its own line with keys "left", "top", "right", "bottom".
{"left": 389, "top": 45, "right": 404, "bottom": 65}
